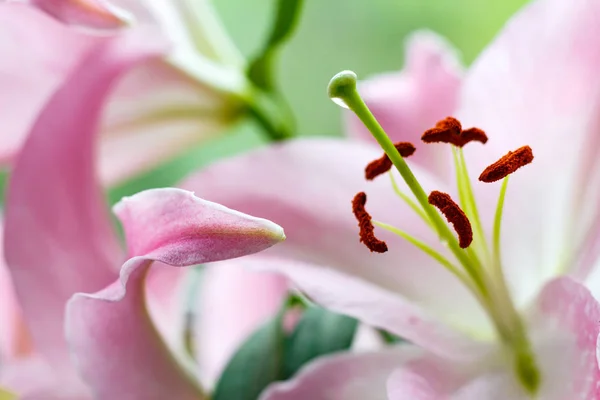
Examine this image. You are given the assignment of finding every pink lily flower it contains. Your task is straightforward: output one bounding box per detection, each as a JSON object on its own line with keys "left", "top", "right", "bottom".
{"left": 0, "top": 0, "right": 246, "bottom": 185}
{"left": 181, "top": 0, "right": 600, "bottom": 397}
{"left": 0, "top": 28, "right": 285, "bottom": 399}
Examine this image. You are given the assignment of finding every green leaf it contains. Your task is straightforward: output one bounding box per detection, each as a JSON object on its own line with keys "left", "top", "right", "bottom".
{"left": 248, "top": 0, "right": 304, "bottom": 90}
{"left": 283, "top": 306, "right": 358, "bottom": 379}
{"left": 378, "top": 329, "right": 404, "bottom": 344}
{"left": 212, "top": 312, "right": 285, "bottom": 400}
{"left": 265, "top": 0, "right": 304, "bottom": 49}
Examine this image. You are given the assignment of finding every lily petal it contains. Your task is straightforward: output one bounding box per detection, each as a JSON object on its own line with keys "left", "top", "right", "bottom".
{"left": 0, "top": 3, "right": 96, "bottom": 164}
{"left": 65, "top": 188, "right": 284, "bottom": 400}
{"left": 25, "top": 0, "right": 132, "bottom": 29}
{"left": 346, "top": 30, "right": 462, "bottom": 178}
{"left": 98, "top": 59, "right": 242, "bottom": 184}
{"left": 182, "top": 138, "right": 492, "bottom": 357}
{"left": 387, "top": 277, "right": 600, "bottom": 399}
{"left": 0, "top": 356, "right": 89, "bottom": 399}
{"left": 533, "top": 277, "right": 600, "bottom": 398}
{"left": 0, "top": 240, "right": 30, "bottom": 359}
{"left": 196, "top": 261, "right": 288, "bottom": 388}
{"left": 260, "top": 347, "right": 423, "bottom": 400}
{"left": 457, "top": 0, "right": 600, "bottom": 303}
{"left": 3, "top": 27, "right": 167, "bottom": 367}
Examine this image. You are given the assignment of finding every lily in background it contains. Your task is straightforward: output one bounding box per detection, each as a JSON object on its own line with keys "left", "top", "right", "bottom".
{"left": 184, "top": 0, "right": 600, "bottom": 397}
{"left": 0, "top": 0, "right": 290, "bottom": 185}
{"left": 0, "top": 29, "right": 286, "bottom": 399}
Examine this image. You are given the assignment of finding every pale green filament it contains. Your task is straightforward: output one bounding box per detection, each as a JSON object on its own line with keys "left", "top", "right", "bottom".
{"left": 493, "top": 177, "right": 510, "bottom": 274}
{"left": 453, "top": 148, "right": 491, "bottom": 262}
{"left": 388, "top": 172, "right": 433, "bottom": 228}
{"left": 374, "top": 220, "right": 484, "bottom": 304}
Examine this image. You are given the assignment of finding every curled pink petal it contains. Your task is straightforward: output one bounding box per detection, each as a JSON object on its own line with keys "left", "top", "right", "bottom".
{"left": 114, "top": 188, "right": 285, "bottom": 261}
{"left": 65, "top": 188, "right": 284, "bottom": 399}
{"left": 3, "top": 26, "right": 168, "bottom": 368}
{"left": 26, "top": 0, "right": 132, "bottom": 30}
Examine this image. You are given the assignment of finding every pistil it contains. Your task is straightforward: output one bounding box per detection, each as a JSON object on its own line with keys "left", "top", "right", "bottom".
{"left": 329, "top": 70, "right": 541, "bottom": 395}
{"left": 328, "top": 71, "right": 485, "bottom": 291}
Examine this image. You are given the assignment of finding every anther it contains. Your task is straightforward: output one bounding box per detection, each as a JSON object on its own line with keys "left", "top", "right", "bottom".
{"left": 365, "top": 142, "right": 416, "bottom": 180}
{"left": 428, "top": 191, "right": 473, "bottom": 248}
{"left": 352, "top": 192, "right": 388, "bottom": 253}
{"left": 479, "top": 146, "right": 534, "bottom": 183}
{"left": 421, "top": 117, "right": 488, "bottom": 148}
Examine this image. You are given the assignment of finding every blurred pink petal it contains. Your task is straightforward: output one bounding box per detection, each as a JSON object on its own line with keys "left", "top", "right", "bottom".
{"left": 0, "top": 228, "right": 30, "bottom": 359}
{"left": 197, "top": 261, "right": 288, "bottom": 387}
{"left": 2, "top": 24, "right": 167, "bottom": 393}
{"left": 182, "top": 138, "right": 493, "bottom": 353}
{"left": 0, "top": 356, "right": 89, "bottom": 399}
{"left": 24, "top": 0, "right": 131, "bottom": 29}
{"left": 0, "top": 3, "right": 96, "bottom": 163}
{"left": 456, "top": 0, "right": 600, "bottom": 307}
{"left": 260, "top": 347, "right": 422, "bottom": 400}
{"left": 65, "top": 188, "right": 285, "bottom": 399}
{"left": 345, "top": 30, "right": 462, "bottom": 177}
{"left": 98, "top": 58, "right": 239, "bottom": 184}
{"left": 0, "top": 2, "right": 243, "bottom": 186}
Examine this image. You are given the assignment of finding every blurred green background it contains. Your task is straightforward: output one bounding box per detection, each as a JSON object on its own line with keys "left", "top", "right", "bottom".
{"left": 110, "top": 0, "right": 528, "bottom": 202}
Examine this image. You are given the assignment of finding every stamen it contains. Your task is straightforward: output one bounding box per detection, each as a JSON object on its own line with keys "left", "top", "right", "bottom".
{"left": 352, "top": 192, "right": 388, "bottom": 253}
{"left": 365, "top": 142, "right": 416, "bottom": 180}
{"left": 428, "top": 191, "right": 473, "bottom": 248}
{"left": 478, "top": 146, "right": 534, "bottom": 183}
{"left": 421, "top": 117, "right": 488, "bottom": 147}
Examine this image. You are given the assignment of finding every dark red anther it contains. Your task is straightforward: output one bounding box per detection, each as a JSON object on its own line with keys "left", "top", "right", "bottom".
{"left": 421, "top": 117, "right": 488, "bottom": 148}
{"left": 478, "top": 146, "right": 534, "bottom": 183}
{"left": 428, "top": 191, "right": 473, "bottom": 248}
{"left": 365, "top": 142, "right": 416, "bottom": 181}
{"left": 352, "top": 192, "right": 388, "bottom": 253}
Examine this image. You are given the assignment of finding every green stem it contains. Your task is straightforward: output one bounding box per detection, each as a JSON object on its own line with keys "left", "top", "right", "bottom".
{"left": 245, "top": 88, "right": 296, "bottom": 141}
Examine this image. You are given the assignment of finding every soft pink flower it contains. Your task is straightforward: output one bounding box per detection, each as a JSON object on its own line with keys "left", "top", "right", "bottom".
{"left": 181, "top": 0, "right": 600, "bottom": 397}
{"left": 0, "top": 28, "right": 285, "bottom": 399}
{"left": 0, "top": 0, "right": 246, "bottom": 185}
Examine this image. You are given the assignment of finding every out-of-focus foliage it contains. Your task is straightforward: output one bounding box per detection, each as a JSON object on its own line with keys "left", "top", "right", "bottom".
{"left": 109, "top": 0, "right": 528, "bottom": 202}
{"left": 213, "top": 302, "right": 358, "bottom": 400}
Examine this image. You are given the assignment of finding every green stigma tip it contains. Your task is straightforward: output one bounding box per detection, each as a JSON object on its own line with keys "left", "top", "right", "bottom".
{"left": 327, "top": 70, "right": 358, "bottom": 108}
